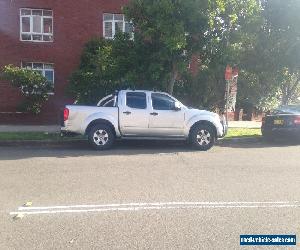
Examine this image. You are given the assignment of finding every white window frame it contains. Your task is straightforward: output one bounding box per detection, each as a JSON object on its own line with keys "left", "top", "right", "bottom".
{"left": 20, "top": 8, "right": 53, "bottom": 42}
{"left": 103, "top": 13, "right": 133, "bottom": 39}
{"left": 21, "top": 62, "right": 55, "bottom": 94}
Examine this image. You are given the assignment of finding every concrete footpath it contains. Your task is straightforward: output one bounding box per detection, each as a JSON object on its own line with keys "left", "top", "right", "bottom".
{"left": 0, "top": 121, "right": 261, "bottom": 133}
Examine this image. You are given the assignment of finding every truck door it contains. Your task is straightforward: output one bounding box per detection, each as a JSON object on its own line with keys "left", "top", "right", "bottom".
{"left": 148, "top": 93, "right": 185, "bottom": 136}
{"left": 119, "top": 91, "right": 150, "bottom": 136}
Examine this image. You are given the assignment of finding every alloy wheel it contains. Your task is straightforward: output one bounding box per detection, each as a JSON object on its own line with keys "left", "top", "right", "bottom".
{"left": 196, "top": 129, "right": 211, "bottom": 145}
{"left": 93, "top": 129, "right": 109, "bottom": 146}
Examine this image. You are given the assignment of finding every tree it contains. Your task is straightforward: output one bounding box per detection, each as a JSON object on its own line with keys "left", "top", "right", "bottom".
{"left": 1, "top": 65, "right": 53, "bottom": 114}
{"left": 69, "top": 33, "right": 174, "bottom": 104}
{"left": 69, "top": 0, "right": 262, "bottom": 109}
{"left": 240, "top": 0, "right": 300, "bottom": 109}
{"left": 124, "top": 0, "right": 209, "bottom": 94}
{"left": 175, "top": 0, "right": 262, "bottom": 110}
{"left": 69, "top": 35, "right": 135, "bottom": 104}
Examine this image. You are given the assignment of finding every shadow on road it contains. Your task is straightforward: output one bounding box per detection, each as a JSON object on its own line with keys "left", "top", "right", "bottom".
{"left": 0, "top": 140, "right": 194, "bottom": 160}
{"left": 0, "top": 138, "right": 299, "bottom": 160}
{"left": 218, "top": 138, "right": 300, "bottom": 149}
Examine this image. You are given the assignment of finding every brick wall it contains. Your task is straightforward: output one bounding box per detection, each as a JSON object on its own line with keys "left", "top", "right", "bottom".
{"left": 0, "top": 0, "right": 127, "bottom": 124}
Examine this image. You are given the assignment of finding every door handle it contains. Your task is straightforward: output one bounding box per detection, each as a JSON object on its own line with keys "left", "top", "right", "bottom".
{"left": 123, "top": 111, "right": 131, "bottom": 115}
{"left": 150, "top": 112, "right": 158, "bottom": 116}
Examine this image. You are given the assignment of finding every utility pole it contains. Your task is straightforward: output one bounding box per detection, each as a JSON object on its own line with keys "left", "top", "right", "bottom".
{"left": 224, "top": 65, "right": 232, "bottom": 126}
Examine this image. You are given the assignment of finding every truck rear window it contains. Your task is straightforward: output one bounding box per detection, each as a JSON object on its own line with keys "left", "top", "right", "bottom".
{"left": 98, "top": 95, "right": 117, "bottom": 107}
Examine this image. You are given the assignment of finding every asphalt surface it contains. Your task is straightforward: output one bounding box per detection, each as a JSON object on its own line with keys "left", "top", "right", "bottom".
{"left": 0, "top": 140, "right": 300, "bottom": 249}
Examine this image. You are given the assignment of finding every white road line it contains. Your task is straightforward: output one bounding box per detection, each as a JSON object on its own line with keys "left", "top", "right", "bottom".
{"left": 17, "top": 201, "right": 296, "bottom": 211}
{"left": 10, "top": 201, "right": 300, "bottom": 216}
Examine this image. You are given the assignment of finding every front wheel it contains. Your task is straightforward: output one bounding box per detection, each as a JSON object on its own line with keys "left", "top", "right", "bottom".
{"left": 189, "top": 124, "right": 216, "bottom": 151}
{"left": 88, "top": 124, "right": 115, "bottom": 150}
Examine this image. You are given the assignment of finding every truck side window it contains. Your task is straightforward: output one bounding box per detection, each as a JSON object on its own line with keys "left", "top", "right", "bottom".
{"left": 126, "top": 92, "right": 147, "bottom": 109}
{"left": 151, "top": 93, "right": 175, "bottom": 110}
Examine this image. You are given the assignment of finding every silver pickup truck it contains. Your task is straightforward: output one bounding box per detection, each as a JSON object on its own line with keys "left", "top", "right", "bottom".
{"left": 61, "top": 90, "right": 227, "bottom": 150}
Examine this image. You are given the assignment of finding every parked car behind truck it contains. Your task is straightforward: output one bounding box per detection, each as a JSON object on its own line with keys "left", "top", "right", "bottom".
{"left": 61, "top": 90, "right": 227, "bottom": 150}
{"left": 262, "top": 105, "right": 300, "bottom": 141}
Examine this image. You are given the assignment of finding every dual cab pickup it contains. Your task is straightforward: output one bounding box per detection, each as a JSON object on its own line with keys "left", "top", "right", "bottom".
{"left": 61, "top": 90, "right": 227, "bottom": 150}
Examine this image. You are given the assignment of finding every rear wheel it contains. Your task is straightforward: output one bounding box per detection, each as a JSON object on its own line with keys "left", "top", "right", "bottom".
{"left": 88, "top": 124, "right": 115, "bottom": 150}
{"left": 189, "top": 124, "right": 216, "bottom": 151}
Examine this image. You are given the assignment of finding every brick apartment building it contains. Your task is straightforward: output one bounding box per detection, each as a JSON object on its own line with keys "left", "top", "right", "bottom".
{"left": 0, "top": 0, "right": 128, "bottom": 124}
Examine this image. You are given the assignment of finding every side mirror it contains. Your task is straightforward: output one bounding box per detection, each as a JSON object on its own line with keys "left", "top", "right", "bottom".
{"left": 173, "top": 102, "right": 181, "bottom": 111}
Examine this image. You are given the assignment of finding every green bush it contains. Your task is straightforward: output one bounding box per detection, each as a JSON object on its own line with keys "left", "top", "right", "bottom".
{"left": 174, "top": 68, "right": 226, "bottom": 111}
{"left": 1, "top": 65, "right": 53, "bottom": 114}
{"left": 68, "top": 34, "right": 170, "bottom": 105}
{"left": 69, "top": 36, "right": 132, "bottom": 105}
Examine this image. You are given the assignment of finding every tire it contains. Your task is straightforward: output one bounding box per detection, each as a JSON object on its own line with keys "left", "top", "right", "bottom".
{"left": 88, "top": 124, "right": 115, "bottom": 150}
{"left": 189, "top": 124, "right": 216, "bottom": 151}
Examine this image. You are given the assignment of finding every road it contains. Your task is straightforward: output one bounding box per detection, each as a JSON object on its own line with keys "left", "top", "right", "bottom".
{"left": 0, "top": 140, "right": 300, "bottom": 249}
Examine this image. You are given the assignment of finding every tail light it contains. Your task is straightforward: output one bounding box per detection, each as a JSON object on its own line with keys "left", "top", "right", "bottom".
{"left": 262, "top": 117, "right": 266, "bottom": 125}
{"left": 294, "top": 116, "right": 300, "bottom": 125}
{"left": 63, "top": 108, "right": 69, "bottom": 121}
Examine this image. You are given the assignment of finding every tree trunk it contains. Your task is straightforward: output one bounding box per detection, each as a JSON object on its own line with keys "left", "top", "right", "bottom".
{"left": 287, "top": 77, "right": 300, "bottom": 103}
{"left": 281, "top": 95, "right": 289, "bottom": 106}
{"left": 167, "top": 64, "right": 178, "bottom": 95}
{"left": 281, "top": 85, "right": 289, "bottom": 106}
{"left": 281, "top": 78, "right": 300, "bottom": 105}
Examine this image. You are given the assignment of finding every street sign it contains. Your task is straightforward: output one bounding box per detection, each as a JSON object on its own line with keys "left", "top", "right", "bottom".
{"left": 224, "top": 65, "right": 238, "bottom": 123}
{"left": 232, "top": 66, "right": 239, "bottom": 78}
{"left": 225, "top": 65, "right": 232, "bottom": 80}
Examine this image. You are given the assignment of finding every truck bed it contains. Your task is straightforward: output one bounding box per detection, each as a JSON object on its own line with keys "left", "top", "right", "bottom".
{"left": 63, "top": 105, "right": 118, "bottom": 134}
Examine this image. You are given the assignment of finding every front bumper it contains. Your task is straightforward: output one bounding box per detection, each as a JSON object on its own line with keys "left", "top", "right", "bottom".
{"left": 217, "top": 118, "right": 228, "bottom": 138}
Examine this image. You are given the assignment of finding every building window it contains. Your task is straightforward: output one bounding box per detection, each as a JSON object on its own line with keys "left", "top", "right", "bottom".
{"left": 103, "top": 13, "right": 133, "bottom": 39}
{"left": 22, "top": 62, "right": 54, "bottom": 92}
{"left": 20, "top": 8, "right": 53, "bottom": 42}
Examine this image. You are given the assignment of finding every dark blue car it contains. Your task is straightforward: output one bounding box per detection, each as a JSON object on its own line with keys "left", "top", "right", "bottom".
{"left": 262, "top": 105, "right": 300, "bottom": 141}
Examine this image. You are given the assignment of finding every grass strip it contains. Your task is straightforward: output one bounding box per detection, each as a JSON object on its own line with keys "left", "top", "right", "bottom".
{"left": 225, "top": 128, "right": 261, "bottom": 139}
{"left": 0, "top": 132, "right": 85, "bottom": 141}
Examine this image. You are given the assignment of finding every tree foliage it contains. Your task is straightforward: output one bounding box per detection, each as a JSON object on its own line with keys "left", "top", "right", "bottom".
{"left": 175, "top": 0, "right": 262, "bottom": 110}
{"left": 124, "top": 0, "right": 209, "bottom": 94}
{"left": 69, "top": 33, "right": 170, "bottom": 105}
{"left": 239, "top": 0, "right": 300, "bottom": 109}
{"left": 70, "top": 0, "right": 261, "bottom": 107}
{"left": 69, "top": 0, "right": 300, "bottom": 110}
{"left": 1, "top": 65, "right": 53, "bottom": 114}
{"left": 69, "top": 36, "right": 129, "bottom": 105}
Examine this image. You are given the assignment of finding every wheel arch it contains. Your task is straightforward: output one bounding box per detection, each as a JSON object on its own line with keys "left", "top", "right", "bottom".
{"left": 85, "top": 119, "right": 116, "bottom": 136}
{"left": 189, "top": 120, "right": 217, "bottom": 138}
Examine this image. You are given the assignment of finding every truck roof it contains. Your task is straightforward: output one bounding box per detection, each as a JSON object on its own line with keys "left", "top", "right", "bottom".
{"left": 118, "top": 89, "right": 169, "bottom": 95}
